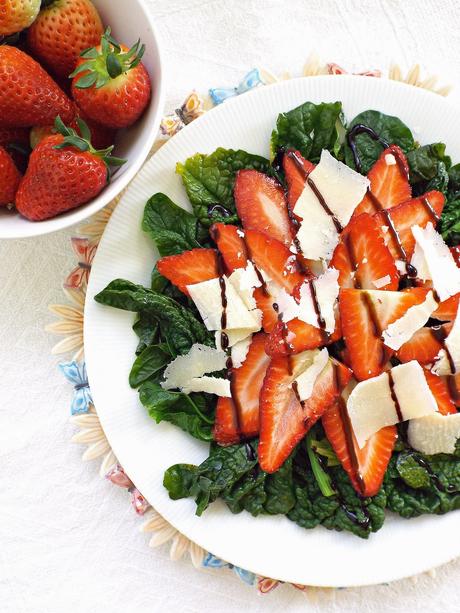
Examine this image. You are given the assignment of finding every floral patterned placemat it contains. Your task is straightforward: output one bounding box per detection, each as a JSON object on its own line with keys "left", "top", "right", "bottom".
{"left": 46, "top": 58, "right": 451, "bottom": 596}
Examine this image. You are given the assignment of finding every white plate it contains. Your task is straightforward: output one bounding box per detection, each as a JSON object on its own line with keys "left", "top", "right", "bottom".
{"left": 85, "top": 75, "right": 460, "bottom": 587}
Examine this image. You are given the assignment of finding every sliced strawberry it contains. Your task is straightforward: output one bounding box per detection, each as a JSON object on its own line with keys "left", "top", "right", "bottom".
{"left": 254, "top": 287, "right": 278, "bottom": 333}
{"left": 244, "top": 229, "right": 304, "bottom": 291}
{"left": 424, "top": 370, "right": 457, "bottom": 415}
{"left": 353, "top": 145, "right": 411, "bottom": 218}
{"left": 330, "top": 213, "right": 399, "bottom": 290}
{"left": 213, "top": 397, "right": 240, "bottom": 446}
{"left": 259, "top": 356, "right": 351, "bottom": 473}
{"left": 157, "top": 248, "right": 218, "bottom": 295}
{"left": 234, "top": 170, "right": 292, "bottom": 246}
{"left": 210, "top": 223, "right": 247, "bottom": 273}
{"left": 283, "top": 150, "right": 315, "bottom": 209}
{"left": 396, "top": 323, "right": 452, "bottom": 364}
{"left": 339, "top": 287, "right": 428, "bottom": 380}
{"left": 374, "top": 191, "right": 445, "bottom": 262}
{"left": 447, "top": 373, "right": 460, "bottom": 406}
{"left": 265, "top": 317, "right": 342, "bottom": 356}
{"left": 213, "top": 332, "right": 270, "bottom": 445}
{"left": 451, "top": 246, "right": 460, "bottom": 267}
{"left": 322, "top": 400, "right": 397, "bottom": 497}
{"left": 432, "top": 294, "right": 459, "bottom": 321}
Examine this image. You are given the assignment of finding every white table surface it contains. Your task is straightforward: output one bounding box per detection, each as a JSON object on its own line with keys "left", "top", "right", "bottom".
{"left": 1, "top": 1, "right": 460, "bottom": 611}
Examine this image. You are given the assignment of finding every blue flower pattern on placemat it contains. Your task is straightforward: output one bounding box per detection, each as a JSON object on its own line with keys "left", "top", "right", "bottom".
{"left": 203, "top": 553, "right": 256, "bottom": 585}
{"left": 59, "top": 360, "right": 92, "bottom": 415}
{"left": 209, "top": 68, "right": 264, "bottom": 105}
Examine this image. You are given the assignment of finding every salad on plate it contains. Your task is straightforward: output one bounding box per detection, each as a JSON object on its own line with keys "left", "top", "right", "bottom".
{"left": 95, "top": 99, "right": 460, "bottom": 539}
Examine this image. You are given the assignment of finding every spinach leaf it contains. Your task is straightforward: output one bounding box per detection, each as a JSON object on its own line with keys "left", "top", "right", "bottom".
{"left": 132, "top": 312, "right": 159, "bottom": 355}
{"left": 385, "top": 452, "right": 460, "bottom": 518}
{"left": 163, "top": 442, "right": 259, "bottom": 515}
{"left": 139, "top": 381, "right": 214, "bottom": 442}
{"left": 142, "top": 193, "right": 201, "bottom": 256}
{"left": 448, "top": 164, "right": 460, "bottom": 200}
{"left": 271, "top": 100, "right": 343, "bottom": 163}
{"left": 396, "top": 452, "right": 431, "bottom": 489}
{"left": 129, "top": 344, "right": 171, "bottom": 388}
{"left": 439, "top": 198, "right": 460, "bottom": 246}
{"left": 344, "top": 110, "right": 414, "bottom": 174}
{"left": 407, "top": 143, "right": 451, "bottom": 196}
{"left": 223, "top": 468, "right": 267, "bottom": 516}
{"left": 95, "top": 279, "right": 213, "bottom": 355}
{"left": 264, "top": 454, "right": 296, "bottom": 514}
{"left": 176, "top": 148, "right": 271, "bottom": 227}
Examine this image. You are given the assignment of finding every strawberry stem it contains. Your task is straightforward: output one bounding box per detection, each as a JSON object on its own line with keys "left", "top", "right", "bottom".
{"left": 70, "top": 27, "right": 146, "bottom": 89}
{"left": 52, "top": 116, "right": 126, "bottom": 170}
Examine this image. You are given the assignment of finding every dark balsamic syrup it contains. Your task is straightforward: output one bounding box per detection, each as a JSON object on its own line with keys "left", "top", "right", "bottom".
{"left": 411, "top": 454, "right": 457, "bottom": 494}
{"left": 421, "top": 196, "right": 440, "bottom": 225}
{"left": 346, "top": 124, "right": 389, "bottom": 173}
{"left": 366, "top": 190, "right": 417, "bottom": 279}
{"left": 307, "top": 176, "right": 343, "bottom": 233}
{"left": 388, "top": 371, "right": 403, "bottom": 422}
{"left": 313, "top": 436, "right": 371, "bottom": 529}
{"left": 207, "top": 204, "right": 233, "bottom": 218}
{"left": 344, "top": 233, "right": 361, "bottom": 289}
{"left": 308, "top": 279, "right": 330, "bottom": 344}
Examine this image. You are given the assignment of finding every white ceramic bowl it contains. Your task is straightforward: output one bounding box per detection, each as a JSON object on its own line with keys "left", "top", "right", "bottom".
{"left": 0, "top": 0, "right": 164, "bottom": 240}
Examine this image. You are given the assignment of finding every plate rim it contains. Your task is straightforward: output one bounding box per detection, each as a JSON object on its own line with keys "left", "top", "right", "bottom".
{"left": 84, "top": 74, "right": 460, "bottom": 587}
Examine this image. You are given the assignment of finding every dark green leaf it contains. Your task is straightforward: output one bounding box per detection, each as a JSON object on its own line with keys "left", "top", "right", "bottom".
{"left": 344, "top": 110, "right": 414, "bottom": 174}
{"left": 164, "top": 442, "right": 259, "bottom": 515}
{"left": 176, "top": 148, "right": 272, "bottom": 226}
{"left": 142, "top": 193, "right": 201, "bottom": 256}
{"left": 129, "top": 344, "right": 170, "bottom": 388}
{"left": 95, "top": 279, "right": 213, "bottom": 355}
{"left": 139, "top": 381, "right": 213, "bottom": 441}
{"left": 132, "top": 311, "right": 159, "bottom": 355}
{"left": 439, "top": 198, "right": 460, "bottom": 246}
{"left": 407, "top": 143, "right": 451, "bottom": 183}
{"left": 396, "top": 453, "right": 431, "bottom": 489}
{"left": 271, "top": 100, "right": 343, "bottom": 163}
{"left": 264, "top": 454, "right": 296, "bottom": 514}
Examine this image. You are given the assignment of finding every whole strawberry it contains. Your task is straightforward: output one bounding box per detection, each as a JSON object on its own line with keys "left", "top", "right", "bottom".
{"left": 0, "top": 0, "right": 40, "bottom": 36}
{"left": 0, "top": 46, "right": 75, "bottom": 127}
{"left": 27, "top": 0, "right": 103, "bottom": 78}
{"left": 0, "top": 145, "right": 21, "bottom": 207}
{"left": 16, "top": 116, "right": 124, "bottom": 221}
{"left": 0, "top": 126, "right": 30, "bottom": 171}
{"left": 71, "top": 28, "right": 151, "bottom": 129}
{"left": 30, "top": 109, "right": 116, "bottom": 150}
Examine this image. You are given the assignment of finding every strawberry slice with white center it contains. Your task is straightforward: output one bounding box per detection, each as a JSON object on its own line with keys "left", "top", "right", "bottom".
{"left": 157, "top": 248, "right": 218, "bottom": 296}
{"left": 322, "top": 400, "right": 397, "bottom": 497}
{"left": 210, "top": 223, "right": 247, "bottom": 272}
{"left": 259, "top": 355, "right": 352, "bottom": 473}
{"left": 234, "top": 169, "right": 293, "bottom": 246}
{"left": 424, "top": 369, "right": 457, "bottom": 415}
{"left": 396, "top": 323, "right": 452, "bottom": 364}
{"left": 353, "top": 145, "right": 411, "bottom": 218}
{"left": 330, "top": 213, "right": 399, "bottom": 290}
{"left": 213, "top": 332, "right": 270, "bottom": 445}
{"left": 373, "top": 190, "right": 445, "bottom": 263}
{"left": 265, "top": 316, "right": 342, "bottom": 356}
{"left": 283, "top": 149, "right": 315, "bottom": 209}
{"left": 339, "top": 287, "right": 429, "bottom": 380}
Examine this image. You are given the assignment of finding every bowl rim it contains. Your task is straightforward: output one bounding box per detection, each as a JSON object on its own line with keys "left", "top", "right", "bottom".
{"left": 0, "top": 0, "right": 165, "bottom": 240}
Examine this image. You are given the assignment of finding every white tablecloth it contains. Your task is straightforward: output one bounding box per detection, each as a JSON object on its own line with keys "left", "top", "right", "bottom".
{"left": 2, "top": 1, "right": 460, "bottom": 611}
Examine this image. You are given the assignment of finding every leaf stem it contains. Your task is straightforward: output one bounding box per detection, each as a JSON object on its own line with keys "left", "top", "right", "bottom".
{"left": 306, "top": 433, "right": 335, "bottom": 497}
{"left": 183, "top": 394, "right": 214, "bottom": 425}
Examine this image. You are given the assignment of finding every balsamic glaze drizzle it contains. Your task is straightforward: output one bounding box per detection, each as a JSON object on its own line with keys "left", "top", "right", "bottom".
{"left": 431, "top": 326, "right": 456, "bottom": 374}
{"left": 388, "top": 371, "right": 403, "bottom": 422}
{"left": 411, "top": 454, "right": 457, "bottom": 494}
{"left": 312, "top": 451, "right": 371, "bottom": 529}
{"left": 346, "top": 124, "right": 389, "bottom": 173}
{"left": 207, "top": 203, "right": 233, "bottom": 219}
{"left": 421, "top": 196, "right": 440, "bottom": 225}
